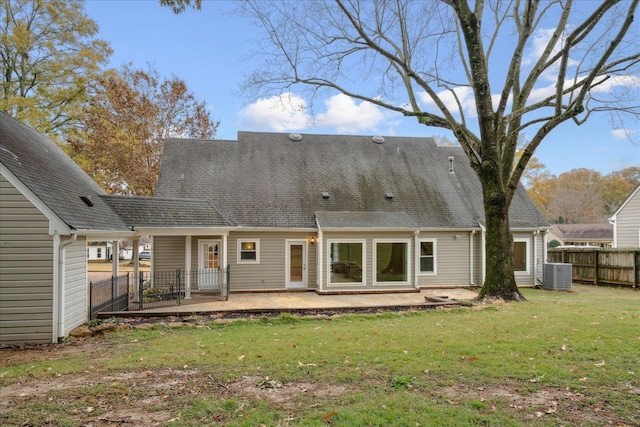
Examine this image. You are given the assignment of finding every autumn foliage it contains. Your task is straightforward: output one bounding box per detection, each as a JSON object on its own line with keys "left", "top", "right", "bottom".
{"left": 69, "top": 64, "right": 219, "bottom": 196}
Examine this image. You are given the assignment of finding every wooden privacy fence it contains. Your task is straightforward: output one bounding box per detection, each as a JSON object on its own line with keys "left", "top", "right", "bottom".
{"left": 547, "top": 248, "right": 639, "bottom": 288}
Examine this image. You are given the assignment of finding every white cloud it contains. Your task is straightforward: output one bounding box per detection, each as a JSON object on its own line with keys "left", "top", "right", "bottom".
{"left": 238, "top": 93, "right": 310, "bottom": 132}
{"left": 418, "top": 86, "right": 477, "bottom": 118}
{"left": 611, "top": 129, "right": 633, "bottom": 139}
{"left": 315, "top": 94, "right": 387, "bottom": 133}
{"left": 590, "top": 75, "right": 640, "bottom": 93}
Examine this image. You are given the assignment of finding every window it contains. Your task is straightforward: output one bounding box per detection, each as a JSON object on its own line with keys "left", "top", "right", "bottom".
{"left": 237, "top": 239, "right": 260, "bottom": 263}
{"left": 418, "top": 239, "right": 436, "bottom": 274}
{"left": 513, "top": 238, "right": 529, "bottom": 273}
{"left": 329, "top": 241, "right": 364, "bottom": 284}
{"left": 375, "top": 241, "right": 409, "bottom": 283}
{"left": 97, "top": 248, "right": 102, "bottom": 259}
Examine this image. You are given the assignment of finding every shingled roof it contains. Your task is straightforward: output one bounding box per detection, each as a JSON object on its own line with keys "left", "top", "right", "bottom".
{"left": 0, "top": 112, "right": 129, "bottom": 232}
{"left": 100, "top": 195, "right": 234, "bottom": 228}
{"left": 551, "top": 223, "right": 613, "bottom": 241}
{"left": 156, "top": 132, "right": 549, "bottom": 230}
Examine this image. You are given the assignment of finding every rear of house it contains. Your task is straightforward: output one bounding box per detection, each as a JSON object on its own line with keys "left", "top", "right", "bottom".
{"left": 150, "top": 132, "right": 549, "bottom": 294}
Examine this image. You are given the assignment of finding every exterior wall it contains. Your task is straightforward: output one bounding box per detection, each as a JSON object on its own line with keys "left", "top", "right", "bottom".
{"left": 472, "top": 231, "right": 483, "bottom": 286}
{"left": 227, "top": 231, "right": 317, "bottom": 291}
{"left": 616, "top": 191, "right": 640, "bottom": 248}
{"left": 63, "top": 237, "right": 88, "bottom": 336}
{"left": 153, "top": 236, "right": 185, "bottom": 272}
{"left": 513, "top": 231, "right": 545, "bottom": 287}
{"left": 321, "top": 230, "right": 415, "bottom": 291}
{"left": 0, "top": 174, "right": 54, "bottom": 344}
{"left": 416, "top": 231, "right": 472, "bottom": 287}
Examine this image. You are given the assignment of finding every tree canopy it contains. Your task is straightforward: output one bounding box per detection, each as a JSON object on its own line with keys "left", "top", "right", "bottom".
{"left": 0, "top": 0, "right": 112, "bottom": 141}
{"left": 69, "top": 64, "right": 219, "bottom": 196}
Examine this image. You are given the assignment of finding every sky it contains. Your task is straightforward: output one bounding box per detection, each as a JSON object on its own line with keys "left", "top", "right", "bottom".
{"left": 83, "top": 0, "right": 640, "bottom": 177}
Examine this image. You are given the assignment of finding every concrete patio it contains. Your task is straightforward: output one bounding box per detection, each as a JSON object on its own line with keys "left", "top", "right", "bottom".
{"left": 120, "top": 288, "right": 479, "bottom": 317}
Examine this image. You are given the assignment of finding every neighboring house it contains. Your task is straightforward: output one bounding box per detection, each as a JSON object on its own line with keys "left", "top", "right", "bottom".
{"left": 609, "top": 184, "right": 640, "bottom": 248}
{"left": 86, "top": 239, "right": 149, "bottom": 261}
{"left": 152, "top": 132, "right": 550, "bottom": 293}
{"left": 0, "top": 112, "right": 134, "bottom": 345}
{"left": 548, "top": 223, "right": 613, "bottom": 248}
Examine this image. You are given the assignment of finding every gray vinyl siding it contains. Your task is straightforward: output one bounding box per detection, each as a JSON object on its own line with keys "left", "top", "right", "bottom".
{"left": 473, "top": 231, "right": 483, "bottom": 286}
{"left": 0, "top": 174, "right": 54, "bottom": 344}
{"left": 153, "top": 236, "right": 186, "bottom": 272}
{"left": 228, "top": 231, "right": 317, "bottom": 291}
{"left": 63, "top": 237, "right": 88, "bottom": 336}
{"left": 321, "top": 231, "right": 415, "bottom": 291}
{"left": 616, "top": 192, "right": 640, "bottom": 248}
{"left": 417, "top": 231, "right": 472, "bottom": 287}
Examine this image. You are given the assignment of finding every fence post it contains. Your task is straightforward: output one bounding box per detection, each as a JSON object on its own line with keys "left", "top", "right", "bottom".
{"left": 89, "top": 281, "right": 93, "bottom": 319}
{"left": 177, "top": 268, "right": 181, "bottom": 305}
{"left": 594, "top": 251, "right": 599, "bottom": 286}
{"left": 139, "top": 271, "right": 144, "bottom": 310}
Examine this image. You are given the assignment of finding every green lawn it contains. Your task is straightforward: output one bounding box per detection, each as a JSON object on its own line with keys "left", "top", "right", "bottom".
{"left": 1, "top": 285, "right": 638, "bottom": 426}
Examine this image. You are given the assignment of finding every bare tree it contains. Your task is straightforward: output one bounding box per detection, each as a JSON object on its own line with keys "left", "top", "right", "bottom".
{"left": 163, "top": 0, "right": 639, "bottom": 300}
{"left": 234, "top": 0, "right": 639, "bottom": 300}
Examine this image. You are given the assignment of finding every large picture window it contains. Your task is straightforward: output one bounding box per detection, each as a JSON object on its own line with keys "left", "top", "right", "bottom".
{"left": 375, "top": 240, "right": 409, "bottom": 283}
{"left": 237, "top": 239, "right": 260, "bottom": 264}
{"left": 419, "top": 239, "right": 436, "bottom": 274}
{"left": 329, "top": 241, "right": 364, "bottom": 284}
{"left": 513, "top": 238, "right": 529, "bottom": 273}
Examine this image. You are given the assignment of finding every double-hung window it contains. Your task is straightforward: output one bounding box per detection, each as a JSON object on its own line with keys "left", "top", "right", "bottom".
{"left": 238, "top": 239, "right": 260, "bottom": 264}
{"left": 418, "top": 239, "right": 436, "bottom": 274}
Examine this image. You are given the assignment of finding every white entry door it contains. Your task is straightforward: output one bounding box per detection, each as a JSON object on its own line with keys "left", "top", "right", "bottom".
{"left": 199, "top": 240, "right": 221, "bottom": 290}
{"left": 286, "top": 240, "right": 307, "bottom": 289}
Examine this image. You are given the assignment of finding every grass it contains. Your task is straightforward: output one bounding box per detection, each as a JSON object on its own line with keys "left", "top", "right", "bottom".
{"left": 1, "top": 285, "right": 639, "bottom": 426}
{"left": 88, "top": 260, "right": 150, "bottom": 272}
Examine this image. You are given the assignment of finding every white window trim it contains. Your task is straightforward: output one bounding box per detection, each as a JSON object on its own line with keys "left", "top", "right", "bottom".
{"left": 327, "top": 239, "right": 366, "bottom": 287}
{"left": 417, "top": 238, "right": 437, "bottom": 276}
{"left": 513, "top": 237, "right": 530, "bottom": 275}
{"left": 237, "top": 239, "right": 260, "bottom": 264}
{"left": 373, "top": 239, "right": 411, "bottom": 286}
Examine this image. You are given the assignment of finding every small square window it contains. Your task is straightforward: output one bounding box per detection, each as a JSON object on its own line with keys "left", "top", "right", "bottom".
{"left": 238, "top": 239, "right": 260, "bottom": 264}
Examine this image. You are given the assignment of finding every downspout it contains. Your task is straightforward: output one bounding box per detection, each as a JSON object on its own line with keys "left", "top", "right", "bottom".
{"left": 470, "top": 230, "right": 476, "bottom": 286}
{"left": 479, "top": 222, "right": 486, "bottom": 285}
{"left": 414, "top": 230, "right": 420, "bottom": 289}
{"left": 533, "top": 230, "right": 538, "bottom": 285}
{"left": 315, "top": 216, "right": 323, "bottom": 291}
{"left": 608, "top": 217, "right": 617, "bottom": 248}
{"left": 57, "top": 233, "right": 77, "bottom": 342}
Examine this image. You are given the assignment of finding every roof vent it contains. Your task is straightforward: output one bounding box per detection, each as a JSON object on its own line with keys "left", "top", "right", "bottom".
{"left": 385, "top": 192, "right": 394, "bottom": 199}
{"left": 80, "top": 195, "right": 94, "bottom": 207}
{"left": 448, "top": 156, "right": 455, "bottom": 174}
{"left": 288, "top": 133, "right": 303, "bottom": 141}
{"left": 321, "top": 191, "right": 330, "bottom": 199}
{"left": 372, "top": 136, "right": 385, "bottom": 144}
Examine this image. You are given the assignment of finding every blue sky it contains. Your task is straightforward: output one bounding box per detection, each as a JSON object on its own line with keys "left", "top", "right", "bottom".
{"left": 84, "top": 0, "right": 639, "bottom": 177}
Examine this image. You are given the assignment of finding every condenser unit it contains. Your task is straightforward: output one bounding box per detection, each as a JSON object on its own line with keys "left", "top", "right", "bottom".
{"left": 543, "top": 263, "right": 572, "bottom": 291}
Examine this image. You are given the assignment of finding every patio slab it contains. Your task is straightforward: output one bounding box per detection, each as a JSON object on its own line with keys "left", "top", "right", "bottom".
{"left": 121, "top": 288, "right": 479, "bottom": 317}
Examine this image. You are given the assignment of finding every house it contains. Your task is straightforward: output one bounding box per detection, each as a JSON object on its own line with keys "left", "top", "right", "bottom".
{"left": 548, "top": 223, "right": 613, "bottom": 248}
{"left": 0, "top": 112, "right": 135, "bottom": 345}
{"left": 609, "top": 184, "right": 640, "bottom": 248}
{"left": 152, "top": 132, "right": 550, "bottom": 293}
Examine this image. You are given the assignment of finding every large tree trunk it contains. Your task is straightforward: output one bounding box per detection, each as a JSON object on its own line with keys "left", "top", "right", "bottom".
{"left": 477, "top": 177, "right": 525, "bottom": 301}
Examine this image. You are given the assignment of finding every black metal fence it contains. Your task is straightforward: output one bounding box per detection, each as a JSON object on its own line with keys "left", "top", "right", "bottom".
{"left": 132, "top": 266, "right": 230, "bottom": 311}
{"left": 89, "top": 273, "right": 131, "bottom": 319}
{"left": 89, "top": 267, "right": 230, "bottom": 317}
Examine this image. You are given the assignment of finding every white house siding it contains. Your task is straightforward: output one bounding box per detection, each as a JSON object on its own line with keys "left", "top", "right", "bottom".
{"left": 228, "top": 231, "right": 317, "bottom": 291}
{"left": 416, "top": 231, "right": 472, "bottom": 287}
{"left": 616, "top": 191, "right": 640, "bottom": 248}
{"left": 0, "top": 175, "right": 54, "bottom": 344}
{"left": 63, "top": 237, "right": 88, "bottom": 336}
{"left": 513, "top": 232, "right": 540, "bottom": 287}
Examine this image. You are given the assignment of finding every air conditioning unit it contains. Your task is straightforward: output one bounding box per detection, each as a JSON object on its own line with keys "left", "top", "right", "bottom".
{"left": 543, "top": 263, "right": 572, "bottom": 290}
